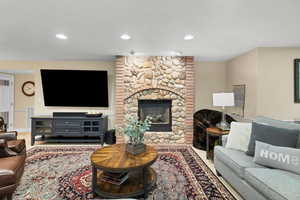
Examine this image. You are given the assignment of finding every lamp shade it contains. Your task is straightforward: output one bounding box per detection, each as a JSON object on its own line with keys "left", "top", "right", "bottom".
{"left": 213, "top": 93, "right": 234, "bottom": 107}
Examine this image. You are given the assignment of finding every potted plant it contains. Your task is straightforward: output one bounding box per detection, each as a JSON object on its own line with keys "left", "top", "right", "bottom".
{"left": 122, "top": 115, "right": 152, "bottom": 155}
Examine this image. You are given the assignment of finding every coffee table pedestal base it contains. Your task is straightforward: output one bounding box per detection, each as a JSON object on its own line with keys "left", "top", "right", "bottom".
{"left": 93, "top": 167, "right": 157, "bottom": 199}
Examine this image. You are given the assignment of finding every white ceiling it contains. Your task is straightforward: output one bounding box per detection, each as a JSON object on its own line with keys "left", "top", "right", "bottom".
{"left": 0, "top": 0, "right": 300, "bottom": 62}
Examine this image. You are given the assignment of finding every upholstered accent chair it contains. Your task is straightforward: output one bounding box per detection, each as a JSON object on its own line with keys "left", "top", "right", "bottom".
{"left": 0, "top": 138, "right": 26, "bottom": 200}
{"left": 193, "top": 109, "right": 236, "bottom": 150}
{"left": 0, "top": 131, "right": 26, "bottom": 155}
{"left": 0, "top": 116, "right": 7, "bottom": 132}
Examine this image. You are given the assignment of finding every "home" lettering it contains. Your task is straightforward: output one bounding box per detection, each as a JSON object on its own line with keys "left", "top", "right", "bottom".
{"left": 260, "top": 149, "right": 299, "bottom": 166}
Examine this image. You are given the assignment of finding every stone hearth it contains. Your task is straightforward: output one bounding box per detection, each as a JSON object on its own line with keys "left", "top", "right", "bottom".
{"left": 115, "top": 56, "right": 194, "bottom": 144}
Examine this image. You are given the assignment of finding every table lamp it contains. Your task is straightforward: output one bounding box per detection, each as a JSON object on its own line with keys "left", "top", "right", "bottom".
{"left": 213, "top": 93, "right": 234, "bottom": 130}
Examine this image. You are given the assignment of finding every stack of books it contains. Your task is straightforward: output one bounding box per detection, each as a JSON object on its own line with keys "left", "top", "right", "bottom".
{"left": 101, "top": 172, "right": 129, "bottom": 185}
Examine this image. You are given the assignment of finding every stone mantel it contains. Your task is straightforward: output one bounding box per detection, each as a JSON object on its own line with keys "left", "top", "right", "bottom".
{"left": 115, "top": 56, "right": 194, "bottom": 144}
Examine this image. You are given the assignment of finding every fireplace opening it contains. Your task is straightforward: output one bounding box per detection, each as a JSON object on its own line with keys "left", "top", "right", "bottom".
{"left": 138, "top": 99, "right": 172, "bottom": 132}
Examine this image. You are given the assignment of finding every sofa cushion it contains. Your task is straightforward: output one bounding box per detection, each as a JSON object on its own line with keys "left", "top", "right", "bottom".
{"left": 246, "top": 122, "right": 299, "bottom": 156}
{"left": 245, "top": 168, "right": 300, "bottom": 200}
{"left": 254, "top": 141, "right": 300, "bottom": 175}
{"left": 254, "top": 116, "right": 300, "bottom": 148}
{"left": 0, "top": 155, "right": 26, "bottom": 187}
{"left": 214, "top": 146, "right": 264, "bottom": 178}
{"left": 226, "top": 122, "right": 252, "bottom": 152}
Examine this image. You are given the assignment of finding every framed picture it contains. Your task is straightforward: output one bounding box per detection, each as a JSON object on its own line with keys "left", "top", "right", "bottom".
{"left": 232, "top": 84, "right": 246, "bottom": 117}
{"left": 294, "top": 59, "right": 300, "bottom": 103}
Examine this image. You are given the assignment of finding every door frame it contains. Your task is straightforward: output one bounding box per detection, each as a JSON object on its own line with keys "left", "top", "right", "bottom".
{"left": 0, "top": 73, "right": 14, "bottom": 130}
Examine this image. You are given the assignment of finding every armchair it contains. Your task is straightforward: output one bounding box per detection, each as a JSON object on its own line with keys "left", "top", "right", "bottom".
{"left": 193, "top": 109, "right": 236, "bottom": 150}
{"left": 0, "top": 131, "right": 26, "bottom": 155}
{"left": 0, "top": 131, "right": 17, "bottom": 140}
{"left": 0, "top": 116, "right": 7, "bottom": 132}
{"left": 0, "top": 139, "right": 17, "bottom": 157}
{"left": 0, "top": 139, "right": 26, "bottom": 200}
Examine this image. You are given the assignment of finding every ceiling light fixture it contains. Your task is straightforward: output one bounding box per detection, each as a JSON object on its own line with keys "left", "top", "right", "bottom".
{"left": 184, "top": 34, "right": 194, "bottom": 40}
{"left": 56, "top": 34, "right": 68, "bottom": 40}
{"left": 121, "top": 34, "right": 131, "bottom": 40}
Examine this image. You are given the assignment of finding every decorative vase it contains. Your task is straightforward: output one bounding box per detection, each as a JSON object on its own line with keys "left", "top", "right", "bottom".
{"left": 126, "top": 143, "right": 146, "bottom": 155}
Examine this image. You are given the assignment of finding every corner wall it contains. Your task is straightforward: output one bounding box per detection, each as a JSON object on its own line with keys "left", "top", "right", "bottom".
{"left": 257, "top": 47, "right": 300, "bottom": 120}
{"left": 226, "top": 49, "right": 259, "bottom": 118}
{"left": 194, "top": 61, "right": 227, "bottom": 112}
{"left": 226, "top": 47, "right": 300, "bottom": 121}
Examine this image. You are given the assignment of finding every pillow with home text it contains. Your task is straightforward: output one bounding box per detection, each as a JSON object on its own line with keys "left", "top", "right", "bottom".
{"left": 254, "top": 141, "right": 300, "bottom": 175}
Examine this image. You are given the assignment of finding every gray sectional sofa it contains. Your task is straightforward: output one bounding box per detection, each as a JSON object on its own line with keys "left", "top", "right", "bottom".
{"left": 214, "top": 117, "right": 300, "bottom": 200}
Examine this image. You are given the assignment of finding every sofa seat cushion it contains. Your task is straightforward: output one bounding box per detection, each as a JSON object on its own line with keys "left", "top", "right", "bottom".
{"left": 214, "top": 146, "right": 264, "bottom": 178}
{"left": 7, "top": 139, "right": 25, "bottom": 153}
{"left": 245, "top": 168, "right": 300, "bottom": 200}
{"left": 0, "top": 155, "right": 26, "bottom": 187}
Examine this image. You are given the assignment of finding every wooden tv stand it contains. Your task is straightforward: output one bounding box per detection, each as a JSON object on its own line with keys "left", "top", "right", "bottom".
{"left": 31, "top": 114, "right": 108, "bottom": 145}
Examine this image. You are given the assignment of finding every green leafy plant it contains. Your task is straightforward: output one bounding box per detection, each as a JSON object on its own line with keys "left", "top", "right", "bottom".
{"left": 122, "top": 115, "right": 152, "bottom": 145}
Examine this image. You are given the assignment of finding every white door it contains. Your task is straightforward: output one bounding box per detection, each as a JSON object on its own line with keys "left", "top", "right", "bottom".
{"left": 0, "top": 74, "right": 14, "bottom": 130}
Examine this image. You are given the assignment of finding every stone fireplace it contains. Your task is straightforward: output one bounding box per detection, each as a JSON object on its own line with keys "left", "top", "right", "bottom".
{"left": 115, "top": 56, "right": 194, "bottom": 144}
{"left": 138, "top": 99, "right": 172, "bottom": 132}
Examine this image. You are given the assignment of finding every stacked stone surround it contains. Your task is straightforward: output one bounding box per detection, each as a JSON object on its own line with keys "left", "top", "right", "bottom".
{"left": 115, "top": 56, "right": 194, "bottom": 144}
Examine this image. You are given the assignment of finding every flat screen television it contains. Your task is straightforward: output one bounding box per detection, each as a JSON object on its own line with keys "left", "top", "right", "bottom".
{"left": 41, "top": 69, "right": 109, "bottom": 107}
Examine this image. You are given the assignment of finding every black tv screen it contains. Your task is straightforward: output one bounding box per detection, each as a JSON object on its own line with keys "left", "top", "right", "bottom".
{"left": 41, "top": 69, "right": 109, "bottom": 107}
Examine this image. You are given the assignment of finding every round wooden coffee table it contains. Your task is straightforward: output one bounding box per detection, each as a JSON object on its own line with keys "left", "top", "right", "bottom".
{"left": 90, "top": 144, "right": 158, "bottom": 198}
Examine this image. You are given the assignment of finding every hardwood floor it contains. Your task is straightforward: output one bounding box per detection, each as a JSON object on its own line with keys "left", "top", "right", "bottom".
{"left": 17, "top": 132, "right": 243, "bottom": 200}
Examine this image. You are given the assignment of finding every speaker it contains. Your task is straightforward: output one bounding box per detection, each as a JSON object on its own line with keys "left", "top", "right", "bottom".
{"left": 105, "top": 129, "right": 116, "bottom": 144}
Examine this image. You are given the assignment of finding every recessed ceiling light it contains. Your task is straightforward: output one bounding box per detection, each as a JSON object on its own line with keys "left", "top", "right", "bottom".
{"left": 56, "top": 34, "right": 68, "bottom": 40}
{"left": 184, "top": 34, "right": 194, "bottom": 40}
{"left": 129, "top": 50, "right": 135, "bottom": 55}
{"left": 121, "top": 34, "right": 131, "bottom": 40}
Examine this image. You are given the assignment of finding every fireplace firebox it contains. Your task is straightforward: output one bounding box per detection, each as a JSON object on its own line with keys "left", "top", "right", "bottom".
{"left": 138, "top": 99, "right": 172, "bottom": 132}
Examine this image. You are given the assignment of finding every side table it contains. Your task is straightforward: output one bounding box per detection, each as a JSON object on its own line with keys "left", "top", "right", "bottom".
{"left": 206, "top": 127, "right": 229, "bottom": 160}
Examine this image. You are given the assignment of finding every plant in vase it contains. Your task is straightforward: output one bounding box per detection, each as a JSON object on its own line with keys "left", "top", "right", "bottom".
{"left": 122, "top": 115, "right": 152, "bottom": 155}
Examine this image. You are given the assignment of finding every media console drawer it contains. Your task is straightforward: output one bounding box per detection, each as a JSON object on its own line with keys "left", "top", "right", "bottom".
{"left": 55, "top": 127, "right": 81, "bottom": 134}
{"left": 54, "top": 120, "right": 81, "bottom": 127}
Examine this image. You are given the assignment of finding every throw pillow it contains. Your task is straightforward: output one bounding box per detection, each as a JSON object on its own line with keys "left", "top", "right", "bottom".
{"left": 246, "top": 122, "right": 299, "bottom": 156}
{"left": 226, "top": 122, "right": 252, "bottom": 152}
{"left": 254, "top": 141, "right": 300, "bottom": 175}
{"left": 254, "top": 116, "right": 300, "bottom": 148}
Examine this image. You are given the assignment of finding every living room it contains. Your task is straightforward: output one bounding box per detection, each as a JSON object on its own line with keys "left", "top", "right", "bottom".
{"left": 0, "top": 1, "right": 300, "bottom": 200}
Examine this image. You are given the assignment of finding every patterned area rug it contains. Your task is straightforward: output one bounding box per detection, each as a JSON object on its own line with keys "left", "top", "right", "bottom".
{"left": 14, "top": 145, "right": 236, "bottom": 200}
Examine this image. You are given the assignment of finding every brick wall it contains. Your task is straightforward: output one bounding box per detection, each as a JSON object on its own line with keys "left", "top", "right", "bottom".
{"left": 184, "top": 56, "right": 195, "bottom": 144}
{"left": 115, "top": 56, "right": 125, "bottom": 143}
